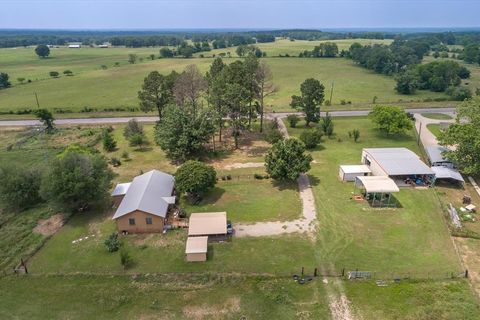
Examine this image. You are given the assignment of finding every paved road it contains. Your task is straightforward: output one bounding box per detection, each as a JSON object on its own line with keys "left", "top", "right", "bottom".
{"left": 0, "top": 107, "right": 456, "bottom": 127}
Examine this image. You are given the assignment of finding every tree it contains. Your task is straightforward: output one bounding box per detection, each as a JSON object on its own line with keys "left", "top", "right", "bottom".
{"left": 175, "top": 160, "right": 216, "bottom": 199}
{"left": 0, "top": 166, "right": 43, "bottom": 211}
{"left": 159, "top": 47, "right": 174, "bottom": 58}
{"left": 243, "top": 54, "right": 260, "bottom": 128}
{"left": 438, "top": 97, "right": 480, "bottom": 175}
{"left": 0, "top": 72, "right": 11, "bottom": 89}
{"left": 299, "top": 129, "right": 322, "bottom": 149}
{"left": 255, "top": 61, "right": 276, "bottom": 132}
{"left": 138, "top": 71, "right": 177, "bottom": 119}
{"left": 265, "top": 138, "right": 312, "bottom": 181}
{"left": 287, "top": 114, "right": 300, "bottom": 128}
{"left": 206, "top": 58, "right": 226, "bottom": 142}
{"left": 290, "top": 78, "right": 325, "bottom": 126}
{"left": 173, "top": 65, "right": 207, "bottom": 113}
{"left": 395, "top": 69, "right": 419, "bottom": 94}
{"left": 34, "top": 109, "right": 55, "bottom": 133}
{"left": 128, "top": 54, "right": 137, "bottom": 64}
{"left": 123, "top": 119, "right": 144, "bottom": 139}
{"left": 104, "top": 232, "right": 120, "bottom": 252}
{"left": 40, "top": 149, "right": 114, "bottom": 212}
{"left": 149, "top": 54, "right": 155, "bottom": 60}
{"left": 320, "top": 112, "right": 334, "bottom": 137}
{"left": 102, "top": 129, "right": 117, "bottom": 152}
{"left": 369, "top": 105, "right": 413, "bottom": 135}
{"left": 129, "top": 133, "right": 149, "bottom": 150}
{"left": 63, "top": 70, "right": 73, "bottom": 76}
{"left": 49, "top": 71, "right": 59, "bottom": 78}
{"left": 154, "top": 104, "right": 215, "bottom": 162}
{"left": 35, "top": 44, "right": 50, "bottom": 58}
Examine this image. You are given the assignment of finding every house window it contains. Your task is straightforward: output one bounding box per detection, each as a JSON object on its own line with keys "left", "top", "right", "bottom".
{"left": 128, "top": 218, "right": 135, "bottom": 225}
{"left": 146, "top": 217, "right": 153, "bottom": 225}
{"left": 364, "top": 157, "right": 371, "bottom": 166}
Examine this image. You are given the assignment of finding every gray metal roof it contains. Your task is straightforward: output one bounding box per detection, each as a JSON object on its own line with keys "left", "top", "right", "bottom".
{"left": 363, "top": 148, "right": 434, "bottom": 176}
{"left": 431, "top": 166, "right": 464, "bottom": 183}
{"left": 112, "top": 170, "right": 174, "bottom": 219}
{"left": 425, "top": 145, "right": 450, "bottom": 164}
{"left": 111, "top": 182, "right": 131, "bottom": 197}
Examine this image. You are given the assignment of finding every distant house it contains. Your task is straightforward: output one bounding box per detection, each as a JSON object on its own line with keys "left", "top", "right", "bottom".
{"left": 98, "top": 42, "right": 110, "bottom": 48}
{"left": 68, "top": 42, "right": 82, "bottom": 48}
{"left": 112, "top": 170, "right": 175, "bottom": 233}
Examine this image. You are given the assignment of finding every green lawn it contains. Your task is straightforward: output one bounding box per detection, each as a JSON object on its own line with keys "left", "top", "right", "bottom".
{"left": 0, "top": 42, "right": 453, "bottom": 116}
{"left": 421, "top": 113, "right": 453, "bottom": 120}
{"left": 287, "top": 117, "right": 461, "bottom": 275}
{"left": 183, "top": 169, "right": 301, "bottom": 223}
{"left": 0, "top": 274, "right": 331, "bottom": 320}
{"left": 346, "top": 279, "right": 480, "bottom": 319}
{"left": 427, "top": 123, "right": 443, "bottom": 138}
{"left": 28, "top": 209, "right": 315, "bottom": 275}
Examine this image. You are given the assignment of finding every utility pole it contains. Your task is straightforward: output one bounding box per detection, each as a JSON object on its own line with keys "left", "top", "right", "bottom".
{"left": 417, "top": 122, "right": 422, "bottom": 146}
{"left": 34, "top": 92, "right": 40, "bottom": 109}
{"left": 329, "top": 81, "right": 335, "bottom": 105}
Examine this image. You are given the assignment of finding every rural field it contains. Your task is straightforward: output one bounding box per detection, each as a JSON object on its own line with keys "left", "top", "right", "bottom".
{"left": 0, "top": 38, "right": 465, "bottom": 119}
{"left": 0, "top": 114, "right": 479, "bottom": 319}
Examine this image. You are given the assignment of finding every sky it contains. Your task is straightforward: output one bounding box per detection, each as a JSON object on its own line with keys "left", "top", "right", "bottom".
{"left": 1, "top": 0, "right": 479, "bottom": 30}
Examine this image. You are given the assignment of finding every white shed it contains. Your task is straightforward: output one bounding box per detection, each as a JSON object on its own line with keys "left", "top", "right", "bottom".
{"left": 339, "top": 165, "right": 371, "bottom": 182}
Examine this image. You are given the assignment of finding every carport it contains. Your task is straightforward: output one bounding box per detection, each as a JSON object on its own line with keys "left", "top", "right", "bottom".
{"left": 354, "top": 176, "right": 400, "bottom": 207}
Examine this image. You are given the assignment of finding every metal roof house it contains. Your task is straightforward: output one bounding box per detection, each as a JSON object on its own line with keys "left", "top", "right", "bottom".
{"left": 361, "top": 148, "right": 434, "bottom": 177}
{"left": 425, "top": 145, "right": 454, "bottom": 168}
{"left": 112, "top": 170, "right": 175, "bottom": 233}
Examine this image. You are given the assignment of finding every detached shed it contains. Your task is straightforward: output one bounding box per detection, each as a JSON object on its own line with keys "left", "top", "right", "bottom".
{"left": 185, "top": 236, "right": 208, "bottom": 262}
{"left": 188, "top": 212, "right": 227, "bottom": 241}
{"left": 339, "top": 165, "right": 371, "bottom": 182}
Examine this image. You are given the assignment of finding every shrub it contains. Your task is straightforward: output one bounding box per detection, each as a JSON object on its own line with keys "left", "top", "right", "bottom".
{"left": 121, "top": 151, "right": 130, "bottom": 160}
{"left": 299, "top": 129, "right": 322, "bottom": 149}
{"left": 102, "top": 129, "right": 117, "bottom": 152}
{"left": 63, "top": 70, "right": 73, "bottom": 76}
{"left": 123, "top": 119, "right": 144, "bottom": 139}
{"left": 286, "top": 115, "right": 300, "bottom": 128}
{"left": 129, "top": 133, "right": 149, "bottom": 149}
{"left": 110, "top": 157, "right": 121, "bottom": 167}
{"left": 49, "top": 71, "right": 59, "bottom": 78}
{"left": 120, "top": 248, "right": 133, "bottom": 269}
{"left": 320, "top": 112, "right": 334, "bottom": 137}
{"left": 446, "top": 86, "right": 472, "bottom": 101}
{"left": 348, "top": 129, "right": 360, "bottom": 142}
{"left": 265, "top": 129, "right": 284, "bottom": 144}
{"left": 104, "top": 233, "right": 120, "bottom": 252}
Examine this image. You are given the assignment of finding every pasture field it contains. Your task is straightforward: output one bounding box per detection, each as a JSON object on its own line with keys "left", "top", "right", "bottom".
{"left": 0, "top": 39, "right": 457, "bottom": 118}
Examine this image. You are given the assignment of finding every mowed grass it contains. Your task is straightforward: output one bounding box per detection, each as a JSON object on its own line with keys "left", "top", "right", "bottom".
{"left": 28, "top": 209, "right": 315, "bottom": 275}
{"left": 420, "top": 112, "right": 453, "bottom": 120}
{"left": 0, "top": 42, "right": 451, "bottom": 115}
{"left": 427, "top": 123, "right": 443, "bottom": 138}
{"left": 183, "top": 168, "right": 301, "bottom": 223}
{"left": 287, "top": 117, "right": 461, "bottom": 275}
{"left": 0, "top": 274, "right": 331, "bottom": 320}
{"left": 345, "top": 279, "right": 480, "bottom": 319}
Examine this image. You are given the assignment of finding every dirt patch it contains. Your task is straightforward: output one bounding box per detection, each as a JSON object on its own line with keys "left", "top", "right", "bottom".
{"left": 33, "top": 214, "right": 65, "bottom": 236}
{"left": 182, "top": 297, "right": 241, "bottom": 320}
{"left": 329, "top": 294, "right": 354, "bottom": 320}
{"left": 223, "top": 162, "right": 264, "bottom": 170}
